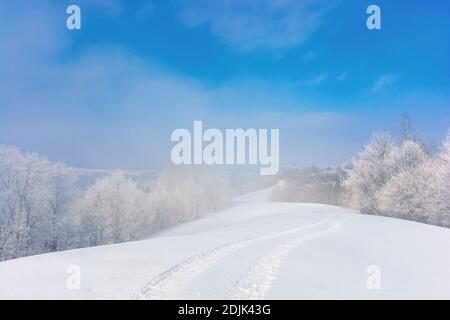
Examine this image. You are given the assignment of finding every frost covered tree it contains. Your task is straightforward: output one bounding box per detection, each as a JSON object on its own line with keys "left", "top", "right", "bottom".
{"left": 0, "top": 146, "right": 233, "bottom": 260}
{"left": 72, "top": 171, "right": 153, "bottom": 246}
{"left": 270, "top": 167, "right": 344, "bottom": 205}
{"left": 45, "top": 163, "right": 78, "bottom": 252}
{"left": 0, "top": 146, "right": 50, "bottom": 259}
{"left": 345, "top": 129, "right": 450, "bottom": 226}
{"left": 392, "top": 140, "right": 428, "bottom": 170}
{"left": 401, "top": 113, "right": 413, "bottom": 142}
{"left": 437, "top": 130, "right": 450, "bottom": 226}
{"left": 441, "top": 130, "right": 450, "bottom": 163}
{"left": 375, "top": 140, "right": 432, "bottom": 221}
{"left": 0, "top": 146, "right": 78, "bottom": 260}
{"left": 152, "top": 166, "right": 229, "bottom": 228}
{"left": 376, "top": 160, "right": 444, "bottom": 223}
{"left": 343, "top": 133, "right": 396, "bottom": 212}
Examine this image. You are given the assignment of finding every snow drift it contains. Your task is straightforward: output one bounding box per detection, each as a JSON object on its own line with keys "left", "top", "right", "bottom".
{"left": 1, "top": 188, "right": 450, "bottom": 300}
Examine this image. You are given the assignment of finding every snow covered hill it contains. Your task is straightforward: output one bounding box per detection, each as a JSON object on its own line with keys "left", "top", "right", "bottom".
{"left": 1, "top": 188, "right": 450, "bottom": 300}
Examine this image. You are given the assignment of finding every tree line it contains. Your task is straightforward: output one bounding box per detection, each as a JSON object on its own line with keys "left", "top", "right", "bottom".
{"left": 0, "top": 146, "right": 229, "bottom": 261}
{"left": 272, "top": 127, "right": 450, "bottom": 227}
{"left": 344, "top": 130, "right": 449, "bottom": 226}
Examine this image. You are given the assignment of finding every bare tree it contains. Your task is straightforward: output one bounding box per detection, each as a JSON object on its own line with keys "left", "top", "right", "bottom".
{"left": 0, "top": 146, "right": 51, "bottom": 260}
{"left": 46, "top": 163, "right": 77, "bottom": 252}
{"left": 343, "top": 132, "right": 395, "bottom": 213}
{"left": 401, "top": 112, "right": 413, "bottom": 143}
{"left": 72, "top": 171, "right": 153, "bottom": 246}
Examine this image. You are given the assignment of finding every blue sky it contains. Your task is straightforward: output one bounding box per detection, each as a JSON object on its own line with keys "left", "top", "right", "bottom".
{"left": 0, "top": 0, "right": 449, "bottom": 169}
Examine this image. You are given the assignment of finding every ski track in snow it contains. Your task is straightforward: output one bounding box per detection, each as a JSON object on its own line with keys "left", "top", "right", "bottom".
{"left": 227, "top": 217, "right": 350, "bottom": 300}
{"left": 136, "top": 219, "right": 331, "bottom": 300}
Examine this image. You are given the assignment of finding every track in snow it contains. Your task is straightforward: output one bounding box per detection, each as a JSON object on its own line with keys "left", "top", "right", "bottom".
{"left": 136, "top": 219, "right": 331, "bottom": 299}
{"left": 227, "top": 217, "right": 349, "bottom": 300}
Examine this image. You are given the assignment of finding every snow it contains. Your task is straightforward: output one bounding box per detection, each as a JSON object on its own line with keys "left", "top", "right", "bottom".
{"left": 1, "top": 188, "right": 450, "bottom": 300}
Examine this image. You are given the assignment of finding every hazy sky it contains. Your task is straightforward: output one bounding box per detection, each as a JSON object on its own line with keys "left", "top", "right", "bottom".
{"left": 1, "top": 0, "right": 449, "bottom": 169}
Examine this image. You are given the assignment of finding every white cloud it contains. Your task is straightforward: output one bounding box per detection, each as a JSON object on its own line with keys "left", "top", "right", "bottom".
{"left": 337, "top": 71, "right": 349, "bottom": 81}
{"left": 178, "top": 0, "right": 334, "bottom": 52}
{"left": 0, "top": 0, "right": 357, "bottom": 169}
{"left": 297, "top": 73, "right": 329, "bottom": 87}
{"left": 302, "top": 51, "right": 316, "bottom": 62}
{"left": 372, "top": 74, "right": 399, "bottom": 93}
{"left": 1, "top": 41, "right": 351, "bottom": 169}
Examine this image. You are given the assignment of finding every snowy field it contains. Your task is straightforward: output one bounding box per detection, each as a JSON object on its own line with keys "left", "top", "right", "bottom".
{"left": 1, "top": 188, "right": 450, "bottom": 300}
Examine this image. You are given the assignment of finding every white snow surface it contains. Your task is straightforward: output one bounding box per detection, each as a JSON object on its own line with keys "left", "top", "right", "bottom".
{"left": 1, "top": 187, "right": 450, "bottom": 300}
